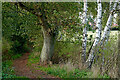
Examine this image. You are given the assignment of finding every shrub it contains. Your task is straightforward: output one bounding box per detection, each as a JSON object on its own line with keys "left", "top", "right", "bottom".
{"left": 10, "top": 35, "right": 29, "bottom": 54}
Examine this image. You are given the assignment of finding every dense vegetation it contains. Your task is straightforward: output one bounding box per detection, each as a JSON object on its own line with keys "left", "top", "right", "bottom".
{"left": 2, "top": 1, "right": 120, "bottom": 79}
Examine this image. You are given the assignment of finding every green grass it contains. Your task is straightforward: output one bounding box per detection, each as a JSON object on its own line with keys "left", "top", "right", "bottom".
{"left": 98, "top": 74, "right": 110, "bottom": 78}
{"left": 11, "top": 54, "right": 22, "bottom": 60}
{"left": 32, "top": 64, "right": 93, "bottom": 78}
{"left": 27, "top": 39, "right": 112, "bottom": 78}
{"left": 28, "top": 52, "right": 110, "bottom": 78}
{"left": 28, "top": 51, "right": 93, "bottom": 78}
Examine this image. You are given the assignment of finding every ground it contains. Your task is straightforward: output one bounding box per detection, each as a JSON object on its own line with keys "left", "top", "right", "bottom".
{"left": 13, "top": 53, "right": 61, "bottom": 79}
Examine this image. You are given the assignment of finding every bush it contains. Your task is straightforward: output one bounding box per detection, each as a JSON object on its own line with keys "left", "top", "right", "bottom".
{"left": 10, "top": 35, "right": 29, "bottom": 54}
{"left": 2, "top": 38, "right": 11, "bottom": 54}
{"left": 2, "top": 37, "right": 27, "bottom": 61}
{"left": 52, "top": 41, "right": 82, "bottom": 64}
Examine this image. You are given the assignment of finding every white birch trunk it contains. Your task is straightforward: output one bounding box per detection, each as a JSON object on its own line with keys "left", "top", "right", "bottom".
{"left": 86, "top": 0, "right": 118, "bottom": 68}
{"left": 82, "top": 0, "right": 87, "bottom": 63}
{"left": 113, "top": 13, "right": 118, "bottom": 26}
{"left": 86, "top": 0, "right": 102, "bottom": 68}
{"left": 101, "top": 0, "right": 118, "bottom": 44}
{"left": 109, "top": 0, "right": 113, "bottom": 11}
{"left": 100, "top": 0, "right": 118, "bottom": 73}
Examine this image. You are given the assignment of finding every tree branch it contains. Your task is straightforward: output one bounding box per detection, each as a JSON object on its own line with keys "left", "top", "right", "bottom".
{"left": 17, "top": 2, "right": 41, "bottom": 17}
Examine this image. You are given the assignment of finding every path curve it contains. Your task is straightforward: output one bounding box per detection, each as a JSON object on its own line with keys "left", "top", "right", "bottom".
{"left": 13, "top": 53, "right": 61, "bottom": 79}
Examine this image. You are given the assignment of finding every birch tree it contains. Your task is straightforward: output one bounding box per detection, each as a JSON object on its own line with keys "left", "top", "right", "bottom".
{"left": 100, "top": 0, "right": 118, "bottom": 73}
{"left": 86, "top": 0, "right": 118, "bottom": 68}
{"left": 110, "top": 0, "right": 113, "bottom": 11}
{"left": 82, "top": 0, "right": 88, "bottom": 63}
{"left": 86, "top": 0, "right": 102, "bottom": 68}
{"left": 101, "top": 0, "right": 118, "bottom": 45}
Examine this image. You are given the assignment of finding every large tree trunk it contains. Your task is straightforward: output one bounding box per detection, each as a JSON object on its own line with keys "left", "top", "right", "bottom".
{"left": 86, "top": 0, "right": 102, "bottom": 68}
{"left": 40, "top": 27, "right": 56, "bottom": 63}
{"left": 82, "top": 0, "right": 87, "bottom": 64}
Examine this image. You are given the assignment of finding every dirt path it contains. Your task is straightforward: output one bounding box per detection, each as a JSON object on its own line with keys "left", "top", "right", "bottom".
{"left": 13, "top": 53, "right": 60, "bottom": 79}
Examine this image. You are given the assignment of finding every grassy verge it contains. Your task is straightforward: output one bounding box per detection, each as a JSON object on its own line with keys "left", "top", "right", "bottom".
{"left": 28, "top": 56, "right": 92, "bottom": 78}
{"left": 28, "top": 52, "right": 110, "bottom": 78}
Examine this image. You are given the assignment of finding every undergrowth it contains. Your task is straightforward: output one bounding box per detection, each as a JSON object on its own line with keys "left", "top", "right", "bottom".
{"left": 28, "top": 41, "right": 110, "bottom": 78}
{"left": 2, "top": 37, "right": 31, "bottom": 79}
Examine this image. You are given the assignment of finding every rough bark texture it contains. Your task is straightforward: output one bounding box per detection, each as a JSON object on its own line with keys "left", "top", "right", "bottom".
{"left": 86, "top": 0, "right": 102, "bottom": 68}
{"left": 82, "top": 0, "right": 87, "bottom": 64}
{"left": 40, "top": 27, "right": 56, "bottom": 63}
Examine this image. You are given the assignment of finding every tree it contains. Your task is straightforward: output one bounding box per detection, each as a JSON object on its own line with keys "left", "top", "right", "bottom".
{"left": 86, "top": 0, "right": 102, "bottom": 68}
{"left": 81, "top": 0, "right": 88, "bottom": 64}
{"left": 2, "top": 2, "right": 34, "bottom": 54}
{"left": 17, "top": 2, "right": 80, "bottom": 64}
{"left": 86, "top": 0, "right": 119, "bottom": 68}
{"left": 101, "top": 0, "right": 118, "bottom": 45}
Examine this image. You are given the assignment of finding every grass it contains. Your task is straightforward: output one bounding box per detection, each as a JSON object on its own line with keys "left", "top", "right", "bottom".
{"left": 39, "top": 66, "right": 92, "bottom": 78}
{"left": 28, "top": 53, "right": 111, "bottom": 78}
{"left": 27, "top": 40, "right": 111, "bottom": 78}
{"left": 28, "top": 57, "right": 93, "bottom": 78}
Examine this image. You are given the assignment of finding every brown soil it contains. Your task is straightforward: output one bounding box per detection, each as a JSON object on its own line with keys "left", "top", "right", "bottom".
{"left": 13, "top": 53, "right": 61, "bottom": 79}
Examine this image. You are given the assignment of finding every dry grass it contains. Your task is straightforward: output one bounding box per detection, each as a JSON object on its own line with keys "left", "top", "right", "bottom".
{"left": 91, "top": 66, "right": 100, "bottom": 78}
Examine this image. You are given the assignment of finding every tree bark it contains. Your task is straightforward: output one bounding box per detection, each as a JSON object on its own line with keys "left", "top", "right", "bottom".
{"left": 82, "top": 0, "right": 87, "bottom": 64}
{"left": 109, "top": 0, "right": 113, "bottom": 11}
{"left": 40, "top": 27, "right": 56, "bottom": 63}
{"left": 86, "top": 0, "right": 102, "bottom": 68}
{"left": 101, "top": 0, "right": 118, "bottom": 45}
{"left": 86, "top": 0, "right": 118, "bottom": 69}
{"left": 17, "top": 2, "right": 58, "bottom": 64}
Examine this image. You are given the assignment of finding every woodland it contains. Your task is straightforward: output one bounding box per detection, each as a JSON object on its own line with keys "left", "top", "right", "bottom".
{"left": 2, "top": 0, "right": 120, "bottom": 79}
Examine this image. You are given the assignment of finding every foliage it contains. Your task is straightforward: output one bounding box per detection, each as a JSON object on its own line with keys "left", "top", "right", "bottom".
{"left": 2, "top": 38, "right": 11, "bottom": 54}
{"left": 2, "top": 37, "right": 24, "bottom": 61}
{"left": 2, "top": 2, "right": 118, "bottom": 78}
{"left": 2, "top": 2, "right": 34, "bottom": 55}
{"left": 10, "top": 35, "right": 29, "bottom": 54}
{"left": 53, "top": 41, "right": 82, "bottom": 64}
